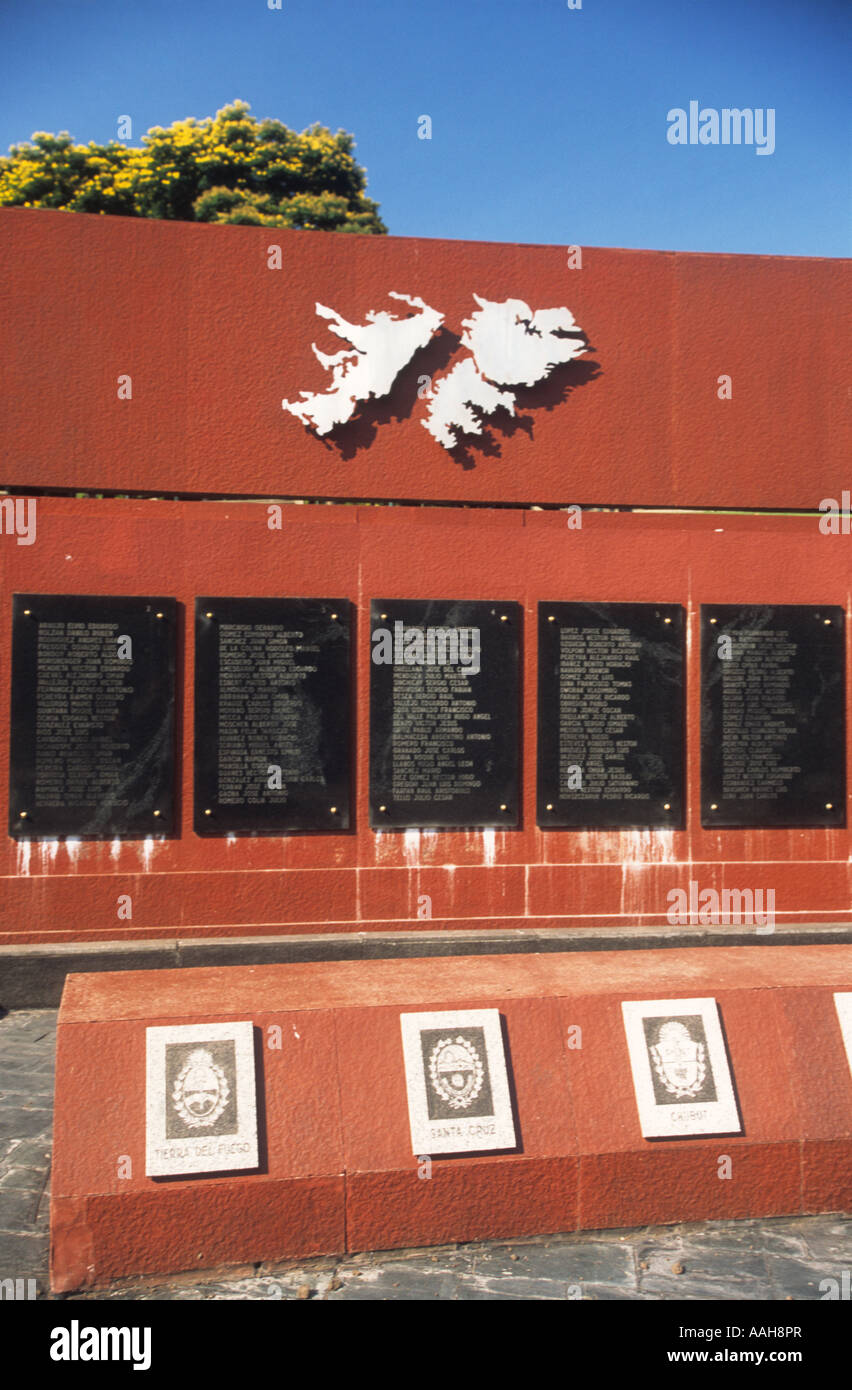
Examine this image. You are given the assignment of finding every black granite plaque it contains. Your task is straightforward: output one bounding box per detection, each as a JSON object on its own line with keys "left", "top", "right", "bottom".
{"left": 701, "top": 604, "right": 845, "bottom": 828}
{"left": 9, "top": 594, "right": 177, "bottom": 838}
{"left": 194, "top": 598, "right": 350, "bottom": 834}
{"left": 369, "top": 600, "right": 520, "bottom": 829}
{"left": 537, "top": 603, "right": 685, "bottom": 828}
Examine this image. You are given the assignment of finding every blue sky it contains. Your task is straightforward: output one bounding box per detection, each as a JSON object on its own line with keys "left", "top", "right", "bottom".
{"left": 1, "top": 0, "right": 849, "bottom": 256}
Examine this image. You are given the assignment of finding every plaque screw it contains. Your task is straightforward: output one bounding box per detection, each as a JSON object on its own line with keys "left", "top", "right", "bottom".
{"left": 500, "top": 614, "right": 508, "bottom": 622}
{"left": 380, "top": 613, "right": 388, "bottom": 620}
{"left": 547, "top": 615, "right": 555, "bottom": 623}
{"left": 709, "top": 617, "right": 717, "bottom": 625}
{"left": 204, "top": 808, "right": 212, "bottom": 816}
{"left": 153, "top": 810, "right": 161, "bottom": 818}
{"left": 824, "top": 619, "right": 831, "bottom": 626}
{"left": 500, "top": 803, "right": 508, "bottom": 811}
{"left": 19, "top": 811, "right": 28, "bottom": 819}
{"left": 710, "top": 803, "right": 718, "bottom": 811}
{"left": 664, "top": 803, "right": 671, "bottom": 810}
{"left": 379, "top": 804, "right": 388, "bottom": 813}
{"left": 23, "top": 608, "right": 32, "bottom": 616}
{"left": 205, "top": 611, "right": 214, "bottom": 619}
{"left": 330, "top": 805, "right": 338, "bottom": 814}
{"left": 546, "top": 803, "right": 554, "bottom": 811}
{"left": 826, "top": 803, "right": 834, "bottom": 810}
{"left": 664, "top": 617, "right": 672, "bottom": 624}
{"left": 330, "top": 613, "right": 338, "bottom": 620}
{"left": 155, "top": 612, "right": 164, "bottom": 619}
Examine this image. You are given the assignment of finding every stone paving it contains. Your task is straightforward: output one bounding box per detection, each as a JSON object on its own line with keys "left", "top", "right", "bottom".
{"left": 1, "top": 1008, "right": 849, "bottom": 1302}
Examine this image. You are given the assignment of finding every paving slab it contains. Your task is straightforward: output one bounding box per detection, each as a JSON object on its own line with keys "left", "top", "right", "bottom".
{"left": 763, "top": 1253, "right": 843, "bottom": 1301}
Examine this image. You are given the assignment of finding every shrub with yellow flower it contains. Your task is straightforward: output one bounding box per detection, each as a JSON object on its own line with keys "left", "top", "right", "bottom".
{"left": 0, "top": 101, "right": 386, "bottom": 234}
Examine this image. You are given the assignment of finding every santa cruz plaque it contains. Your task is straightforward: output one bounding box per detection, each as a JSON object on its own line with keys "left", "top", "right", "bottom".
{"left": 400, "top": 1009, "right": 517, "bottom": 1154}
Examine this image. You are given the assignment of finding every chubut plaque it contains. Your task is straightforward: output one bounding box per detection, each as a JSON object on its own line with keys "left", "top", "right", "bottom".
{"left": 537, "top": 602, "right": 685, "bottom": 828}
{"left": 8, "top": 593, "right": 177, "bottom": 838}
{"left": 701, "top": 605, "right": 845, "bottom": 828}
{"left": 145, "top": 1021, "right": 259, "bottom": 1177}
{"left": 621, "top": 998, "right": 742, "bottom": 1139}
{"left": 194, "top": 598, "right": 350, "bottom": 835}
{"left": 369, "top": 599, "right": 520, "bottom": 829}
{"left": 400, "top": 1009, "right": 517, "bottom": 1154}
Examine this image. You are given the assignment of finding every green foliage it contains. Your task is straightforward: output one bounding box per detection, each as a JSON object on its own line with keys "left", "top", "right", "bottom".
{"left": 0, "top": 101, "right": 386, "bottom": 234}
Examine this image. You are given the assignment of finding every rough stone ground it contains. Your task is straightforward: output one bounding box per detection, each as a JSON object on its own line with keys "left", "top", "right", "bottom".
{"left": 1, "top": 1008, "right": 849, "bottom": 1302}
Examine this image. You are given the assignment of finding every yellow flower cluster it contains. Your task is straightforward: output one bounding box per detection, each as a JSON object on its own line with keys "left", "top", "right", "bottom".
{"left": 0, "top": 102, "right": 386, "bottom": 234}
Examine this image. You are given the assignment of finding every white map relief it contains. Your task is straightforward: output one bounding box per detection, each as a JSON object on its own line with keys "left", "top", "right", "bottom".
{"left": 460, "top": 294, "right": 587, "bottom": 387}
{"left": 423, "top": 357, "right": 518, "bottom": 450}
{"left": 282, "top": 291, "right": 587, "bottom": 450}
{"left": 282, "top": 292, "right": 444, "bottom": 435}
{"left": 422, "top": 296, "right": 587, "bottom": 448}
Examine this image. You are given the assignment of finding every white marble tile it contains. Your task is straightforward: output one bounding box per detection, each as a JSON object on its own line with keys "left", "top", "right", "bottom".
{"left": 621, "top": 998, "right": 741, "bottom": 1138}
{"left": 400, "top": 1009, "right": 516, "bottom": 1155}
{"left": 145, "top": 1021, "right": 258, "bottom": 1177}
{"left": 834, "top": 992, "right": 852, "bottom": 1077}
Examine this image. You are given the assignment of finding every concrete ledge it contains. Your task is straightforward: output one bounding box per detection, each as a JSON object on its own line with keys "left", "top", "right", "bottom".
{"left": 1, "top": 941, "right": 181, "bottom": 1010}
{"left": 5, "top": 921, "right": 852, "bottom": 1009}
{"left": 50, "top": 947, "right": 852, "bottom": 1290}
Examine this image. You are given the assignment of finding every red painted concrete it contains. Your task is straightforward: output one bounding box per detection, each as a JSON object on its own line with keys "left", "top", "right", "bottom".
{"left": 50, "top": 949, "right": 852, "bottom": 1289}
{"left": 339, "top": 995, "right": 578, "bottom": 1251}
{"left": 51, "top": 1004, "right": 346, "bottom": 1290}
{"left": 2, "top": 502, "right": 851, "bottom": 945}
{"left": 2, "top": 209, "right": 848, "bottom": 509}
{"left": 775, "top": 988, "right": 852, "bottom": 1212}
{"left": 566, "top": 991, "right": 802, "bottom": 1229}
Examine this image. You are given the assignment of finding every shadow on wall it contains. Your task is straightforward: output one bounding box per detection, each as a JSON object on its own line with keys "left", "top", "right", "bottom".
{"left": 319, "top": 328, "right": 461, "bottom": 461}
{"left": 309, "top": 332, "right": 602, "bottom": 470}
{"left": 448, "top": 354, "right": 603, "bottom": 472}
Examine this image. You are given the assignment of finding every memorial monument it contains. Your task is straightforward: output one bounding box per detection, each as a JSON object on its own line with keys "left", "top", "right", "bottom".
{"left": 0, "top": 207, "right": 849, "bottom": 1288}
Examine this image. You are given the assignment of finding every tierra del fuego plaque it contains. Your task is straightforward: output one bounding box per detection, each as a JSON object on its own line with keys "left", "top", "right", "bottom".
{"left": 8, "top": 593, "right": 177, "bottom": 838}
{"left": 537, "top": 603, "right": 685, "bottom": 828}
{"left": 145, "top": 1021, "right": 259, "bottom": 1177}
{"left": 194, "top": 598, "right": 351, "bottom": 834}
{"left": 369, "top": 599, "right": 520, "bottom": 829}
{"left": 701, "top": 605, "right": 845, "bottom": 828}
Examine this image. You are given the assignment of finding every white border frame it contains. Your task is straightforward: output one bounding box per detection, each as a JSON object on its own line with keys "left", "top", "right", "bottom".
{"left": 400, "top": 1009, "right": 516, "bottom": 1155}
{"left": 621, "top": 997, "right": 741, "bottom": 1138}
{"left": 145, "top": 1021, "right": 258, "bottom": 1177}
{"left": 834, "top": 993, "right": 852, "bottom": 1077}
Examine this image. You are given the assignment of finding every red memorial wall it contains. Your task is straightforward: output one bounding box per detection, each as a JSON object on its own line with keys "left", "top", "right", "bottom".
{"left": 0, "top": 207, "right": 847, "bottom": 508}
{"left": 1, "top": 504, "right": 851, "bottom": 946}
{"left": 4, "top": 210, "right": 849, "bottom": 1292}
{"left": 1, "top": 209, "right": 851, "bottom": 949}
